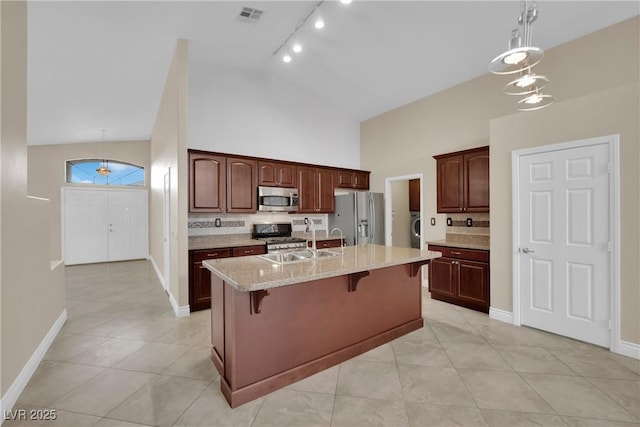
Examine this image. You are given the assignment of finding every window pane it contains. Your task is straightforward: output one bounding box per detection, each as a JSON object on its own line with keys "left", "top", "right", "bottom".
{"left": 66, "top": 159, "right": 144, "bottom": 186}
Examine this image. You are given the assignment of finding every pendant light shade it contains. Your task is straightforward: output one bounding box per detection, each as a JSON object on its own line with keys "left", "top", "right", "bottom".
{"left": 504, "top": 72, "right": 549, "bottom": 95}
{"left": 489, "top": 46, "right": 543, "bottom": 75}
{"left": 516, "top": 92, "right": 554, "bottom": 111}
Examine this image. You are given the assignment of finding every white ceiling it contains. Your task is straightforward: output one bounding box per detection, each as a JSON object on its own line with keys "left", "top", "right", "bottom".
{"left": 27, "top": 1, "right": 639, "bottom": 145}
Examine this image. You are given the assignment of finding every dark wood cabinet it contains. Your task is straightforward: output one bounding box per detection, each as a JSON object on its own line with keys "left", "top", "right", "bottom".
{"left": 226, "top": 157, "right": 257, "bottom": 213}
{"left": 434, "top": 146, "right": 489, "bottom": 213}
{"left": 189, "top": 244, "right": 266, "bottom": 312}
{"left": 409, "top": 179, "right": 420, "bottom": 212}
{"left": 189, "top": 152, "right": 226, "bottom": 213}
{"left": 310, "top": 238, "right": 343, "bottom": 249}
{"left": 232, "top": 245, "right": 266, "bottom": 257}
{"left": 258, "top": 161, "right": 297, "bottom": 188}
{"left": 189, "top": 248, "right": 232, "bottom": 311}
{"left": 428, "top": 244, "right": 489, "bottom": 313}
{"left": 336, "top": 170, "right": 370, "bottom": 190}
{"left": 298, "top": 167, "right": 335, "bottom": 213}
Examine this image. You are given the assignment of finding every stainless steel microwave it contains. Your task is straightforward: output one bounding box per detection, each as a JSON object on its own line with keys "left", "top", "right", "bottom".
{"left": 257, "top": 186, "right": 299, "bottom": 212}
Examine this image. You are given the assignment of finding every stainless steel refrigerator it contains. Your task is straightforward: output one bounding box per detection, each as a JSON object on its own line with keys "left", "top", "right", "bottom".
{"left": 328, "top": 192, "right": 385, "bottom": 246}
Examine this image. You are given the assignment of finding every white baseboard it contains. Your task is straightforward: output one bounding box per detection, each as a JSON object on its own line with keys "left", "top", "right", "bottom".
{"left": 1, "top": 310, "right": 67, "bottom": 421}
{"left": 147, "top": 255, "right": 166, "bottom": 289}
{"left": 616, "top": 340, "right": 640, "bottom": 360}
{"left": 147, "top": 256, "right": 189, "bottom": 318}
{"left": 489, "top": 307, "right": 513, "bottom": 324}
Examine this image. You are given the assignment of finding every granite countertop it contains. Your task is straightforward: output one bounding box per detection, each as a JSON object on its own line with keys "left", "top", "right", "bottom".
{"left": 203, "top": 244, "right": 442, "bottom": 292}
{"left": 426, "top": 233, "right": 490, "bottom": 251}
{"left": 189, "top": 232, "right": 343, "bottom": 251}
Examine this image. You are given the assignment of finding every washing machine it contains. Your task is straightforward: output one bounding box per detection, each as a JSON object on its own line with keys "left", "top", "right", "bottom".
{"left": 410, "top": 212, "right": 421, "bottom": 249}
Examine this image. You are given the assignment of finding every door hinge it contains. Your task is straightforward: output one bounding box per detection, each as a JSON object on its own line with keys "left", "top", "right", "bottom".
{"left": 607, "top": 163, "right": 612, "bottom": 174}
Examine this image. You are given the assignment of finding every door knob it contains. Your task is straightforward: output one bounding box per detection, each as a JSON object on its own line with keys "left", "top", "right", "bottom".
{"left": 521, "top": 247, "right": 535, "bottom": 254}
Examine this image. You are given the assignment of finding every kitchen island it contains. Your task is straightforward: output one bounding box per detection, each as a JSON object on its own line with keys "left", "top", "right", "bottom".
{"left": 203, "top": 244, "right": 441, "bottom": 407}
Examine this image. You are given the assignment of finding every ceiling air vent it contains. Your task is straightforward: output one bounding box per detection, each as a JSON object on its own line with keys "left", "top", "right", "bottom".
{"left": 237, "top": 6, "right": 264, "bottom": 23}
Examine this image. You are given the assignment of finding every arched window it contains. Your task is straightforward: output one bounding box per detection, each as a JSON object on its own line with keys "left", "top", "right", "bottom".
{"left": 66, "top": 159, "right": 145, "bottom": 186}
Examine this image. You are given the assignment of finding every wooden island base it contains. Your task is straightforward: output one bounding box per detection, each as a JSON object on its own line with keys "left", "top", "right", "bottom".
{"left": 210, "top": 262, "right": 427, "bottom": 408}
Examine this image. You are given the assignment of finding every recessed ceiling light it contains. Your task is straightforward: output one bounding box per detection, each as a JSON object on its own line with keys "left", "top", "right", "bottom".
{"left": 292, "top": 43, "right": 302, "bottom": 53}
{"left": 340, "top": 0, "right": 352, "bottom": 4}
{"left": 282, "top": 54, "right": 292, "bottom": 63}
{"left": 314, "top": 18, "right": 325, "bottom": 29}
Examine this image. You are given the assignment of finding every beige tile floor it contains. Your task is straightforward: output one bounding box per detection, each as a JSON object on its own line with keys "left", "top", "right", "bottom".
{"left": 7, "top": 259, "right": 640, "bottom": 427}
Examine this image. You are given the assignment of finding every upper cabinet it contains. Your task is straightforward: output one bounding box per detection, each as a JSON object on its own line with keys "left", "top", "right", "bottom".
{"left": 336, "top": 169, "right": 370, "bottom": 190}
{"left": 298, "top": 166, "right": 335, "bottom": 213}
{"left": 434, "top": 146, "right": 489, "bottom": 213}
{"left": 408, "top": 179, "right": 420, "bottom": 212}
{"left": 226, "top": 157, "right": 257, "bottom": 213}
{"left": 258, "top": 161, "right": 297, "bottom": 188}
{"left": 189, "top": 152, "right": 226, "bottom": 213}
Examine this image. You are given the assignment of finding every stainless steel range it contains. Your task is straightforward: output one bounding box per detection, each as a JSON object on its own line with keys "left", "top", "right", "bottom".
{"left": 252, "top": 223, "right": 307, "bottom": 254}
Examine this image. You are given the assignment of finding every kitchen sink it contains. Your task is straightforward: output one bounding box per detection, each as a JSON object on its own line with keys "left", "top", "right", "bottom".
{"left": 258, "top": 250, "right": 342, "bottom": 264}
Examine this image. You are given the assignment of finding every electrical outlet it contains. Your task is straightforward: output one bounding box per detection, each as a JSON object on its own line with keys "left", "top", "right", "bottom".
{"left": 430, "top": 217, "right": 436, "bottom": 226}
{"left": 214, "top": 218, "right": 222, "bottom": 227}
{"left": 446, "top": 218, "right": 452, "bottom": 226}
{"left": 466, "top": 218, "right": 472, "bottom": 227}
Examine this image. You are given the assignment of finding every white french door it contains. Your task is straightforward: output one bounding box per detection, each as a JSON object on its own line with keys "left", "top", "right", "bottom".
{"left": 64, "top": 188, "right": 148, "bottom": 265}
{"left": 515, "top": 140, "right": 613, "bottom": 347}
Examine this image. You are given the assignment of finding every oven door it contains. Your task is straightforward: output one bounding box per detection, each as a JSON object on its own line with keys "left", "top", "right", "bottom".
{"left": 258, "top": 187, "right": 299, "bottom": 212}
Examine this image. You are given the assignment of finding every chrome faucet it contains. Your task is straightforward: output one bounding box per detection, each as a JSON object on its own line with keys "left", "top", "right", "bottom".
{"left": 330, "top": 227, "right": 344, "bottom": 255}
{"left": 304, "top": 218, "right": 317, "bottom": 257}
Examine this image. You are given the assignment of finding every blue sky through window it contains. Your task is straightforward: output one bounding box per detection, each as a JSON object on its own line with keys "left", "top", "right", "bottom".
{"left": 67, "top": 160, "right": 144, "bottom": 186}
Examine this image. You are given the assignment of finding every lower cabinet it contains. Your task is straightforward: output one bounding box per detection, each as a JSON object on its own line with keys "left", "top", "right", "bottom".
{"left": 428, "top": 245, "right": 489, "bottom": 313}
{"left": 189, "top": 244, "right": 266, "bottom": 312}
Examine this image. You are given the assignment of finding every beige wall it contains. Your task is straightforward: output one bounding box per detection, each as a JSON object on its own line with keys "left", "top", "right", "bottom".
{"left": 1, "top": 0, "right": 65, "bottom": 402}
{"left": 28, "top": 140, "right": 150, "bottom": 260}
{"left": 361, "top": 17, "right": 639, "bottom": 345}
{"left": 149, "top": 39, "right": 189, "bottom": 310}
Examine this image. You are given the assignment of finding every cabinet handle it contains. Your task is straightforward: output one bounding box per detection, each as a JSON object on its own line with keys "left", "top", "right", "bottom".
{"left": 207, "top": 253, "right": 218, "bottom": 257}
{"left": 244, "top": 250, "right": 252, "bottom": 254}
{"left": 451, "top": 251, "right": 461, "bottom": 255}
{"left": 199, "top": 266, "right": 207, "bottom": 269}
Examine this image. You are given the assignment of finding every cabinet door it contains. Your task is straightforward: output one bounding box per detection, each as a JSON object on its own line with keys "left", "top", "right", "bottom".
{"left": 409, "top": 179, "right": 420, "bottom": 212}
{"left": 464, "top": 149, "right": 490, "bottom": 212}
{"left": 297, "top": 166, "right": 318, "bottom": 213}
{"left": 278, "top": 164, "right": 297, "bottom": 188}
{"left": 429, "top": 257, "right": 457, "bottom": 297}
{"left": 436, "top": 155, "right": 464, "bottom": 213}
{"left": 190, "top": 248, "right": 232, "bottom": 312}
{"left": 317, "top": 168, "right": 336, "bottom": 213}
{"left": 314, "top": 239, "right": 343, "bottom": 249}
{"left": 227, "top": 158, "right": 257, "bottom": 212}
{"left": 258, "top": 161, "right": 279, "bottom": 187}
{"left": 189, "top": 152, "right": 225, "bottom": 213}
{"left": 457, "top": 259, "right": 489, "bottom": 310}
{"left": 336, "top": 170, "right": 354, "bottom": 188}
{"left": 352, "top": 171, "right": 370, "bottom": 190}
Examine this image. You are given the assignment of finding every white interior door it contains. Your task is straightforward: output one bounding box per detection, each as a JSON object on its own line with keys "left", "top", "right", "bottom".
{"left": 64, "top": 188, "right": 148, "bottom": 265}
{"left": 108, "top": 190, "right": 148, "bottom": 262}
{"left": 518, "top": 143, "right": 610, "bottom": 346}
{"left": 64, "top": 189, "right": 109, "bottom": 264}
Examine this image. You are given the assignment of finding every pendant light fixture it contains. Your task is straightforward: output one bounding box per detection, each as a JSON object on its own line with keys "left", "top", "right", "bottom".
{"left": 96, "top": 129, "right": 111, "bottom": 176}
{"left": 489, "top": 1, "right": 554, "bottom": 111}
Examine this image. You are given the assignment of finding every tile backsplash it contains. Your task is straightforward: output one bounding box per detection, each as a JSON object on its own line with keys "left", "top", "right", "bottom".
{"left": 188, "top": 213, "right": 328, "bottom": 236}
{"left": 446, "top": 213, "right": 490, "bottom": 236}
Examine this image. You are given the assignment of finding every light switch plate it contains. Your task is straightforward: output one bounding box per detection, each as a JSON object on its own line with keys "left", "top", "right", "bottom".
{"left": 430, "top": 217, "right": 436, "bottom": 226}
{"left": 446, "top": 218, "right": 452, "bottom": 226}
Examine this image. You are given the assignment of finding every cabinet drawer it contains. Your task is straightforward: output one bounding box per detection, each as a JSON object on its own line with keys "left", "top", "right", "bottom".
{"left": 192, "top": 248, "right": 232, "bottom": 262}
{"left": 312, "top": 239, "right": 343, "bottom": 249}
{"left": 428, "top": 245, "right": 489, "bottom": 262}
{"left": 232, "top": 245, "right": 266, "bottom": 257}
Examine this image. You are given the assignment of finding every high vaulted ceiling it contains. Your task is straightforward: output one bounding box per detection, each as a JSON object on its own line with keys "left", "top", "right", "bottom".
{"left": 27, "top": 1, "right": 639, "bottom": 145}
